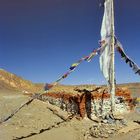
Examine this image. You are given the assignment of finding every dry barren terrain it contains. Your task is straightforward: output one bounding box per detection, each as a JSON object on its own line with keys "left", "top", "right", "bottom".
{"left": 0, "top": 69, "right": 140, "bottom": 140}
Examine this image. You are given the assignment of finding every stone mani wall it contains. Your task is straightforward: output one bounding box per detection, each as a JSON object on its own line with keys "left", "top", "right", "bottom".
{"left": 40, "top": 88, "right": 134, "bottom": 118}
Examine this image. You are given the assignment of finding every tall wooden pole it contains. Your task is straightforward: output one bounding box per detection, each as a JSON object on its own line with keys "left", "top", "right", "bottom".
{"left": 110, "top": 0, "right": 115, "bottom": 113}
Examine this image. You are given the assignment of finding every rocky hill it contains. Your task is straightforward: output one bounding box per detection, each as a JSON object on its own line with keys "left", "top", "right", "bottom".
{"left": 0, "top": 69, "right": 43, "bottom": 93}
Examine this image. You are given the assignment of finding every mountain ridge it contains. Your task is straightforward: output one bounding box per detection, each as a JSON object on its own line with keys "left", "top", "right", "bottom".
{"left": 0, "top": 69, "right": 140, "bottom": 94}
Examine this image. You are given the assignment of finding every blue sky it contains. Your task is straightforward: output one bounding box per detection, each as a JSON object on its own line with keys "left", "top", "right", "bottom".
{"left": 0, "top": 0, "right": 140, "bottom": 85}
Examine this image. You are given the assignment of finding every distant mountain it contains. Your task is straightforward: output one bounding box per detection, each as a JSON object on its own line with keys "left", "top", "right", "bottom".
{"left": 0, "top": 69, "right": 43, "bottom": 93}
{"left": 0, "top": 68, "right": 139, "bottom": 95}
{"left": 118, "top": 83, "right": 140, "bottom": 88}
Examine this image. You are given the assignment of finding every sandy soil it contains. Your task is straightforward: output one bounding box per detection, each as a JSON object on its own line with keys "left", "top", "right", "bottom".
{"left": 0, "top": 90, "right": 140, "bottom": 140}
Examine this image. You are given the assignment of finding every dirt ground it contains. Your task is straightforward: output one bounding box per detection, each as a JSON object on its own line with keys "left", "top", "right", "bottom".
{"left": 0, "top": 90, "right": 140, "bottom": 140}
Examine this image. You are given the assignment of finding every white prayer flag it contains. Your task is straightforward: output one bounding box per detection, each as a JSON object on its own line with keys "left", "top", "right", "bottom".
{"left": 100, "top": 0, "right": 113, "bottom": 82}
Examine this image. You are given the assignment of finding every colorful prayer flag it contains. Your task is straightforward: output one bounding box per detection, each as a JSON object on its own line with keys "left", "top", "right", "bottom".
{"left": 44, "top": 83, "right": 54, "bottom": 91}
{"left": 86, "top": 51, "right": 97, "bottom": 62}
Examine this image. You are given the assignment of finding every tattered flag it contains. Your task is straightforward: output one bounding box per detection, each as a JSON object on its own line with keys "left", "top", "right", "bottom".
{"left": 116, "top": 40, "right": 140, "bottom": 76}
{"left": 100, "top": 0, "right": 113, "bottom": 83}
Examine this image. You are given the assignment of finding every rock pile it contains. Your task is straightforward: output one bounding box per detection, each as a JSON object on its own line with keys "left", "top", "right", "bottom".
{"left": 41, "top": 87, "right": 134, "bottom": 119}
{"left": 85, "top": 119, "right": 127, "bottom": 139}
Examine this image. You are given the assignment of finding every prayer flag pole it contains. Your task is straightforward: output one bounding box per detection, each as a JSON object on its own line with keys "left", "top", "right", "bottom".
{"left": 110, "top": 0, "right": 115, "bottom": 113}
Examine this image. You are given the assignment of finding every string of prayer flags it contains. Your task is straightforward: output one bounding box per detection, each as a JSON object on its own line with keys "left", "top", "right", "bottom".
{"left": 44, "top": 38, "right": 140, "bottom": 92}
{"left": 116, "top": 40, "right": 140, "bottom": 76}
{"left": 44, "top": 47, "right": 100, "bottom": 91}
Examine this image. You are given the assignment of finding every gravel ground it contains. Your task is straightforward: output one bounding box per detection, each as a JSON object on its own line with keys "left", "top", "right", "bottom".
{"left": 0, "top": 90, "right": 139, "bottom": 140}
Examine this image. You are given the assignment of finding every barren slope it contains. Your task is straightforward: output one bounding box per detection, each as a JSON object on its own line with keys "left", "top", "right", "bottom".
{"left": 0, "top": 69, "right": 43, "bottom": 93}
